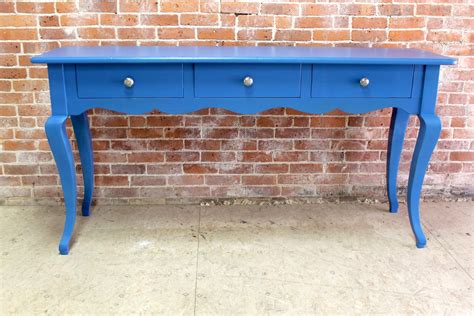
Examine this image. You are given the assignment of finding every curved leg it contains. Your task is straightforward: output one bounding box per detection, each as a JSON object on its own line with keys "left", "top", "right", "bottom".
{"left": 45, "top": 116, "right": 77, "bottom": 255}
{"left": 407, "top": 114, "right": 441, "bottom": 248}
{"left": 71, "top": 112, "right": 94, "bottom": 217}
{"left": 386, "top": 108, "right": 410, "bottom": 213}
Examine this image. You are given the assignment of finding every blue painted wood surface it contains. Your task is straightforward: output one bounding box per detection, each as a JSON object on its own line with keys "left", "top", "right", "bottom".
{"left": 71, "top": 112, "right": 94, "bottom": 217}
{"left": 32, "top": 46, "right": 456, "bottom": 65}
{"left": 31, "top": 46, "right": 455, "bottom": 254}
{"left": 45, "top": 116, "right": 77, "bottom": 255}
{"left": 195, "top": 63, "right": 302, "bottom": 98}
{"left": 386, "top": 108, "right": 410, "bottom": 213}
{"left": 312, "top": 64, "right": 414, "bottom": 98}
{"left": 76, "top": 64, "right": 184, "bottom": 98}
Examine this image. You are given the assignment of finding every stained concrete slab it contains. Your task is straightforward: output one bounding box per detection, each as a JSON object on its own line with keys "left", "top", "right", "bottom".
{"left": 0, "top": 202, "right": 472, "bottom": 315}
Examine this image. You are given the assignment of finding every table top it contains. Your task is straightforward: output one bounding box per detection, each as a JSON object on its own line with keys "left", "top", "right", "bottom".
{"left": 31, "top": 46, "right": 456, "bottom": 65}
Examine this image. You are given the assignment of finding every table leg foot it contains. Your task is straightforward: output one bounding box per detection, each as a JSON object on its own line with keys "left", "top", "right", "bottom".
{"left": 45, "top": 116, "right": 77, "bottom": 255}
{"left": 71, "top": 112, "right": 94, "bottom": 217}
{"left": 407, "top": 113, "right": 441, "bottom": 248}
{"left": 386, "top": 108, "right": 410, "bottom": 214}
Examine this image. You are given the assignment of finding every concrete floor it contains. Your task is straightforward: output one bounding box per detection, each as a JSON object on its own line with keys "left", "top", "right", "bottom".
{"left": 0, "top": 201, "right": 472, "bottom": 315}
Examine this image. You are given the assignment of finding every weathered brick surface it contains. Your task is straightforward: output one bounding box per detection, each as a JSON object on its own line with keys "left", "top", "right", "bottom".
{"left": 0, "top": 0, "right": 472, "bottom": 205}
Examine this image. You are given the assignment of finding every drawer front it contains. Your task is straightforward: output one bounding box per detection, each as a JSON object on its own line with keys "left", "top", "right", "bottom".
{"left": 76, "top": 64, "right": 183, "bottom": 98}
{"left": 194, "top": 64, "right": 302, "bottom": 98}
{"left": 312, "top": 64, "right": 414, "bottom": 98}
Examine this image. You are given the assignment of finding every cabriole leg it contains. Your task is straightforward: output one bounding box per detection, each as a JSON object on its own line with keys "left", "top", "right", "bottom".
{"left": 386, "top": 108, "right": 410, "bottom": 213}
{"left": 45, "top": 116, "right": 77, "bottom": 255}
{"left": 407, "top": 114, "right": 441, "bottom": 248}
{"left": 71, "top": 112, "right": 94, "bottom": 217}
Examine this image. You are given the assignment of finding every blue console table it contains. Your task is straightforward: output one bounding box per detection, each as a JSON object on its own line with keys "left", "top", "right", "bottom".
{"left": 32, "top": 46, "right": 455, "bottom": 254}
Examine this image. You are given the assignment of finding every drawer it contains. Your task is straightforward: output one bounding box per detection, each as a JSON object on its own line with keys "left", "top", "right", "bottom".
{"left": 76, "top": 64, "right": 183, "bottom": 98}
{"left": 194, "top": 64, "right": 302, "bottom": 98}
{"left": 312, "top": 64, "right": 414, "bottom": 98}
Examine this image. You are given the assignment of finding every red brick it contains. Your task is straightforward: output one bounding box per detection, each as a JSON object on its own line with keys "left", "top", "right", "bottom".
{"left": 101, "top": 14, "right": 138, "bottom": 26}
{"left": 78, "top": 27, "right": 115, "bottom": 39}
{"left": 240, "top": 152, "right": 272, "bottom": 162}
{"left": 352, "top": 30, "right": 387, "bottom": 42}
{"left": 389, "top": 30, "right": 425, "bottom": 41}
{"left": 275, "top": 16, "right": 292, "bottom": 29}
{"left": 203, "top": 128, "right": 238, "bottom": 139}
{"left": 313, "top": 30, "right": 350, "bottom": 41}
{"left": 294, "top": 140, "right": 330, "bottom": 150}
{"left": 255, "top": 164, "right": 288, "bottom": 174}
{"left": 166, "top": 152, "right": 199, "bottom": 162}
{"left": 148, "top": 140, "right": 183, "bottom": 151}
{"left": 111, "top": 164, "right": 146, "bottom": 175}
{"left": 340, "top": 4, "right": 376, "bottom": 15}
{"left": 242, "top": 175, "right": 276, "bottom": 185}
{"left": 345, "top": 151, "right": 380, "bottom": 162}
{"left": 17, "top": 2, "right": 54, "bottom": 13}
{"left": 237, "top": 29, "right": 272, "bottom": 41}
{"left": 220, "top": 2, "right": 259, "bottom": 14}
{"left": 184, "top": 164, "right": 218, "bottom": 174}
{"left": 289, "top": 164, "right": 323, "bottom": 173}
{"left": 416, "top": 5, "right": 452, "bottom": 16}
{"left": 39, "top": 15, "right": 60, "bottom": 27}
{"left": 95, "top": 176, "right": 129, "bottom": 186}
{"left": 202, "top": 152, "right": 235, "bottom": 162}
{"left": 0, "top": 15, "right": 37, "bottom": 27}
{"left": 450, "top": 151, "right": 474, "bottom": 161}
{"left": 221, "top": 140, "right": 257, "bottom": 151}
{"left": 379, "top": 5, "right": 414, "bottom": 16}
{"left": 0, "top": 55, "right": 17, "bottom": 67}
{"left": 0, "top": 29, "right": 37, "bottom": 40}
{"left": 4, "top": 165, "right": 38, "bottom": 175}
{"left": 110, "top": 140, "right": 145, "bottom": 151}
{"left": 295, "top": 17, "right": 332, "bottom": 29}
{"left": 389, "top": 17, "right": 425, "bottom": 29}
{"left": 168, "top": 175, "right": 203, "bottom": 185}
{"left": 119, "top": 0, "right": 158, "bottom": 13}
{"left": 198, "top": 28, "right": 234, "bottom": 40}
{"left": 427, "top": 31, "right": 462, "bottom": 42}
{"left": 118, "top": 28, "right": 155, "bottom": 39}
{"left": 39, "top": 28, "right": 76, "bottom": 40}
{"left": 311, "top": 117, "right": 346, "bottom": 128}
{"left": 301, "top": 4, "right": 338, "bottom": 16}
{"left": 0, "top": 43, "right": 20, "bottom": 54}
{"left": 181, "top": 14, "right": 219, "bottom": 26}
{"left": 128, "top": 128, "right": 163, "bottom": 138}
{"left": 141, "top": 14, "right": 179, "bottom": 26}
{"left": 274, "top": 152, "right": 308, "bottom": 162}
{"left": 158, "top": 28, "right": 194, "bottom": 39}
{"left": 261, "top": 3, "right": 299, "bottom": 15}
{"left": 61, "top": 14, "right": 99, "bottom": 26}
{"left": 130, "top": 176, "right": 166, "bottom": 186}
{"left": 0, "top": 2, "right": 15, "bottom": 13}
{"left": 161, "top": 0, "right": 199, "bottom": 13}
{"left": 56, "top": 2, "right": 77, "bottom": 13}
{"left": 352, "top": 17, "right": 388, "bottom": 29}
{"left": 275, "top": 128, "right": 310, "bottom": 139}
{"left": 258, "top": 140, "right": 292, "bottom": 151}
{"left": 78, "top": 1, "right": 117, "bottom": 13}
{"left": 275, "top": 30, "right": 311, "bottom": 42}
{"left": 206, "top": 175, "right": 240, "bottom": 186}
{"left": 128, "top": 152, "right": 165, "bottom": 163}
{"left": 238, "top": 16, "right": 273, "bottom": 28}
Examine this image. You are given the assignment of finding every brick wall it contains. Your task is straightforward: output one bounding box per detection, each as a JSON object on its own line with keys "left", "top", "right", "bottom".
{"left": 0, "top": 0, "right": 472, "bottom": 205}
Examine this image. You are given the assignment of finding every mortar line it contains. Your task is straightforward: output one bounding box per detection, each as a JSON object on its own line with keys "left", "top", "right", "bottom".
{"left": 193, "top": 207, "right": 202, "bottom": 316}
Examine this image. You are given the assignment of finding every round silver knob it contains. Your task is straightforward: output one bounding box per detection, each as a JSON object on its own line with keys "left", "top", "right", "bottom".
{"left": 243, "top": 76, "right": 253, "bottom": 87}
{"left": 359, "top": 77, "right": 370, "bottom": 88}
{"left": 123, "top": 77, "right": 134, "bottom": 88}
